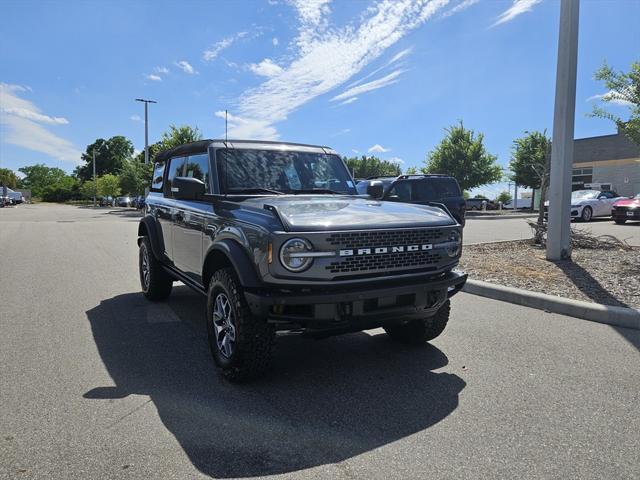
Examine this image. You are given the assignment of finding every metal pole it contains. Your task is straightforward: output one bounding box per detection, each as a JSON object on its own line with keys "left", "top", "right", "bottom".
{"left": 514, "top": 183, "right": 518, "bottom": 209}
{"left": 144, "top": 102, "right": 149, "bottom": 165}
{"left": 547, "top": 0, "right": 580, "bottom": 260}
{"left": 92, "top": 149, "right": 96, "bottom": 207}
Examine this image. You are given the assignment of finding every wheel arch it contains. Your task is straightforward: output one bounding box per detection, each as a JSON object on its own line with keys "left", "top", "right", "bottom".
{"left": 137, "top": 217, "right": 164, "bottom": 260}
{"left": 202, "top": 240, "right": 262, "bottom": 290}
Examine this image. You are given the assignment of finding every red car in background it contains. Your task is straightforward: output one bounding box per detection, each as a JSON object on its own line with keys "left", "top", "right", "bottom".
{"left": 611, "top": 193, "right": 640, "bottom": 224}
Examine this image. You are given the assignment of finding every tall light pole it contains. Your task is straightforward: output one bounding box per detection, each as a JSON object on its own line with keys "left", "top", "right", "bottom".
{"left": 547, "top": 0, "right": 580, "bottom": 260}
{"left": 135, "top": 98, "right": 157, "bottom": 164}
{"left": 92, "top": 149, "right": 97, "bottom": 207}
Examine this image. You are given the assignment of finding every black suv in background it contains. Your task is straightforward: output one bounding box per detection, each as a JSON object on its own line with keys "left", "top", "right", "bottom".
{"left": 138, "top": 140, "right": 466, "bottom": 382}
{"left": 357, "top": 174, "right": 466, "bottom": 225}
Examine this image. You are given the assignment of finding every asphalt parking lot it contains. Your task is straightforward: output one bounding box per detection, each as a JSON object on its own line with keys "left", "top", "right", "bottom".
{"left": 1, "top": 204, "right": 639, "bottom": 480}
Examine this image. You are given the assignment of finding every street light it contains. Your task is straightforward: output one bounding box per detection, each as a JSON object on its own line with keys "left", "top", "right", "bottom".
{"left": 135, "top": 98, "right": 157, "bottom": 165}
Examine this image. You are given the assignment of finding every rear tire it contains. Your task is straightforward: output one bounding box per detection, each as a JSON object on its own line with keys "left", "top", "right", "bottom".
{"left": 385, "top": 300, "right": 450, "bottom": 344}
{"left": 139, "top": 236, "right": 173, "bottom": 301}
{"left": 207, "top": 268, "right": 274, "bottom": 382}
{"left": 614, "top": 218, "right": 627, "bottom": 225}
{"left": 581, "top": 206, "right": 593, "bottom": 222}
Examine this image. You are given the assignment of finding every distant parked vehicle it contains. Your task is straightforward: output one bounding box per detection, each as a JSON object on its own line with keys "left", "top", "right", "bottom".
{"left": 544, "top": 189, "right": 623, "bottom": 222}
{"left": 611, "top": 193, "right": 640, "bottom": 224}
{"left": 98, "top": 196, "right": 113, "bottom": 207}
{"left": 503, "top": 198, "right": 532, "bottom": 210}
{"left": 116, "top": 196, "right": 132, "bottom": 207}
{"left": 6, "top": 188, "right": 23, "bottom": 204}
{"left": 465, "top": 198, "right": 497, "bottom": 210}
{"left": 132, "top": 196, "right": 145, "bottom": 210}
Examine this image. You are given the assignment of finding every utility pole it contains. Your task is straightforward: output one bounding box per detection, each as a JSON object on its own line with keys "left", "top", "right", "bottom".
{"left": 92, "top": 149, "right": 97, "bottom": 208}
{"left": 547, "top": 0, "right": 580, "bottom": 260}
{"left": 135, "top": 98, "right": 157, "bottom": 164}
{"left": 514, "top": 183, "right": 518, "bottom": 209}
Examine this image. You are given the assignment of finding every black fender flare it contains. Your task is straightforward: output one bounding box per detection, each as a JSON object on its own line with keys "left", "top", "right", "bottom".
{"left": 137, "top": 217, "right": 165, "bottom": 260}
{"left": 204, "top": 239, "right": 262, "bottom": 289}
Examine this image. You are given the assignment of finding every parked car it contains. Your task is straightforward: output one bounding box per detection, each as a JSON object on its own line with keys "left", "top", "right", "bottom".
{"left": 503, "top": 198, "right": 532, "bottom": 210}
{"left": 132, "top": 196, "right": 146, "bottom": 210}
{"left": 357, "top": 174, "right": 466, "bottom": 225}
{"left": 544, "top": 189, "right": 624, "bottom": 222}
{"left": 116, "top": 196, "right": 132, "bottom": 207}
{"left": 465, "top": 198, "right": 497, "bottom": 210}
{"left": 138, "top": 140, "right": 466, "bottom": 381}
{"left": 98, "top": 196, "right": 113, "bottom": 207}
{"left": 611, "top": 193, "right": 640, "bottom": 224}
{"left": 6, "top": 188, "right": 23, "bottom": 204}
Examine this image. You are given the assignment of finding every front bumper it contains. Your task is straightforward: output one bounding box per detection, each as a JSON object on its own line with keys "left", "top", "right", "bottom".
{"left": 612, "top": 208, "right": 640, "bottom": 220}
{"left": 244, "top": 271, "right": 467, "bottom": 332}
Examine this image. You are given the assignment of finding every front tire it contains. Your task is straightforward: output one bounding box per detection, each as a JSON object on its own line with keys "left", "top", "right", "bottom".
{"left": 581, "top": 206, "right": 593, "bottom": 222}
{"left": 385, "top": 300, "right": 450, "bottom": 344}
{"left": 614, "top": 218, "right": 627, "bottom": 225}
{"left": 207, "top": 268, "right": 274, "bottom": 382}
{"left": 139, "top": 237, "right": 173, "bottom": 300}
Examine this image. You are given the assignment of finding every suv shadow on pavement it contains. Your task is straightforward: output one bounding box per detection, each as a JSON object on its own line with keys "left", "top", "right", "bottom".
{"left": 84, "top": 286, "right": 465, "bottom": 478}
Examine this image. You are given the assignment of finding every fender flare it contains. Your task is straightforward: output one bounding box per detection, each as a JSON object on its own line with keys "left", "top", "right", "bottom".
{"left": 137, "top": 217, "right": 165, "bottom": 260}
{"left": 205, "top": 239, "right": 262, "bottom": 289}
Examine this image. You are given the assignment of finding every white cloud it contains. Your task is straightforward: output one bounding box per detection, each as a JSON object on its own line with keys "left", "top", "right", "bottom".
{"left": 441, "top": 0, "right": 479, "bottom": 18}
{"left": 272, "top": 37, "right": 279, "bottom": 46}
{"left": 0, "top": 83, "right": 81, "bottom": 164}
{"left": 249, "top": 58, "right": 284, "bottom": 78}
{"left": 368, "top": 144, "right": 390, "bottom": 153}
{"left": 331, "top": 128, "right": 351, "bottom": 136}
{"left": 203, "top": 32, "right": 248, "bottom": 62}
{"left": 224, "top": 0, "right": 448, "bottom": 139}
{"left": 175, "top": 60, "right": 197, "bottom": 74}
{"left": 339, "top": 97, "right": 358, "bottom": 106}
{"left": 332, "top": 69, "right": 404, "bottom": 102}
{"left": 214, "top": 110, "right": 279, "bottom": 140}
{"left": 146, "top": 74, "right": 162, "bottom": 81}
{"left": 492, "top": 0, "right": 542, "bottom": 27}
{"left": 130, "top": 114, "right": 142, "bottom": 122}
{"left": 351, "top": 149, "right": 360, "bottom": 154}
{"left": 587, "top": 91, "right": 633, "bottom": 107}
{"left": 388, "top": 47, "right": 413, "bottom": 64}
{"left": 388, "top": 156, "right": 404, "bottom": 164}
{"left": 155, "top": 66, "right": 169, "bottom": 74}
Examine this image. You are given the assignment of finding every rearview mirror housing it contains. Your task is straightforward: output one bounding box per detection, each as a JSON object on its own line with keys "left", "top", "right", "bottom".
{"left": 366, "top": 182, "right": 384, "bottom": 199}
{"left": 172, "top": 177, "right": 206, "bottom": 200}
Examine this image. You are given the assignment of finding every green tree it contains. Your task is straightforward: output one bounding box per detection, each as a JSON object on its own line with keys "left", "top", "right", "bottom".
{"left": 18, "top": 164, "right": 68, "bottom": 198}
{"left": 75, "top": 136, "right": 135, "bottom": 181}
{"left": 96, "top": 174, "right": 121, "bottom": 198}
{"left": 463, "top": 191, "right": 470, "bottom": 200}
{"left": 404, "top": 166, "right": 418, "bottom": 175}
{"left": 0, "top": 168, "right": 19, "bottom": 188}
{"left": 80, "top": 180, "right": 96, "bottom": 200}
{"left": 589, "top": 60, "right": 640, "bottom": 145}
{"left": 423, "top": 121, "right": 502, "bottom": 191}
{"left": 496, "top": 191, "right": 512, "bottom": 204}
{"left": 344, "top": 155, "right": 401, "bottom": 178}
{"left": 41, "top": 176, "right": 80, "bottom": 202}
{"left": 509, "top": 130, "right": 551, "bottom": 211}
{"left": 119, "top": 158, "right": 153, "bottom": 195}
{"left": 133, "top": 125, "right": 203, "bottom": 164}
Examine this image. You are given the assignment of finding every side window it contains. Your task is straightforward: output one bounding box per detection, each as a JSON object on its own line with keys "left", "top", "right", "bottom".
{"left": 184, "top": 154, "right": 210, "bottom": 193}
{"left": 411, "top": 181, "right": 438, "bottom": 201}
{"left": 164, "top": 156, "right": 186, "bottom": 196}
{"left": 387, "top": 182, "right": 411, "bottom": 202}
{"left": 435, "top": 179, "right": 462, "bottom": 198}
{"left": 151, "top": 162, "right": 165, "bottom": 191}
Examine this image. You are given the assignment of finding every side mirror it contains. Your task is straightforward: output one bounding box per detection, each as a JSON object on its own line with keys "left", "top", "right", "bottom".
{"left": 366, "top": 183, "right": 384, "bottom": 199}
{"left": 172, "top": 177, "right": 206, "bottom": 200}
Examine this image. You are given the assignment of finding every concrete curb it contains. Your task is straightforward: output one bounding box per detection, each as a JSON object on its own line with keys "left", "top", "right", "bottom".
{"left": 465, "top": 213, "right": 537, "bottom": 220}
{"left": 462, "top": 279, "right": 640, "bottom": 330}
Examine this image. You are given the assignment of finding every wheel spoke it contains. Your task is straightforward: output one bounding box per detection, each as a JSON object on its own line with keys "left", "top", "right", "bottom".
{"left": 212, "top": 292, "right": 236, "bottom": 359}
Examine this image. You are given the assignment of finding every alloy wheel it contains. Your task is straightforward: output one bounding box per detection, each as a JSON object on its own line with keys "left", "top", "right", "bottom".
{"left": 212, "top": 292, "right": 236, "bottom": 358}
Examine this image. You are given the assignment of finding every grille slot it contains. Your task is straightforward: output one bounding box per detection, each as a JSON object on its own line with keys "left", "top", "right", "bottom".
{"left": 326, "top": 228, "right": 447, "bottom": 248}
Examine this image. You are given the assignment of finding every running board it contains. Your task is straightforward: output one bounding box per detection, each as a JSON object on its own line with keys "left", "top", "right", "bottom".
{"left": 161, "top": 264, "right": 207, "bottom": 296}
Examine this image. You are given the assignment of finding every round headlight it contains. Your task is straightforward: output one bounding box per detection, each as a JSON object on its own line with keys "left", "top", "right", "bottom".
{"left": 279, "top": 238, "right": 313, "bottom": 272}
{"left": 447, "top": 230, "right": 461, "bottom": 258}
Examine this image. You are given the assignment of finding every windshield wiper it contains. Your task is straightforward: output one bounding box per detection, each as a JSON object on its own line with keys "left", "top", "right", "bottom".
{"left": 226, "top": 188, "right": 286, "bottom": 195}
{"left": 288, "top": 188, "right": 347, "bottom": 195}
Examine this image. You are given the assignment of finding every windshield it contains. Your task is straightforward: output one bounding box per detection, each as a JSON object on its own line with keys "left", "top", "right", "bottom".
{"left": 217, "top": 149, "right": 356, "bottom": 195}
{"left": 571, "top": 190, "right": 599, "bottom": 200}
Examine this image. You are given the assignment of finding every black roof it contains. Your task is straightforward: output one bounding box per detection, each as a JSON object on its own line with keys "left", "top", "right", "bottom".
{"left": 154, "top": 139, "right": 333, "bottom": 164}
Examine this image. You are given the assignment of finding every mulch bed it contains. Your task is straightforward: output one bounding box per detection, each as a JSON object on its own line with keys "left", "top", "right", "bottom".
{"left": 459, "top": 240, "right": 640, "bottom": 309}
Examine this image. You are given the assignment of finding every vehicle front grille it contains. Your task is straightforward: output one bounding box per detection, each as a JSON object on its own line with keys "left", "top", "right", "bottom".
{"left": 323, "top": 227, "right": 452, "bottom": 276}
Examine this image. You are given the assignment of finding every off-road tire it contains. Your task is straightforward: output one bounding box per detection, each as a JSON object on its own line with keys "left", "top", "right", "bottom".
{"left": 581, "top": 206, "right": 593, "bottom": 222}
{"left": 614, "top": 218, "right": 627, "bottom": 225}
{"left": 139, "top": 236, "right": 173, "bottom": 301}
{"left": 384, "top": 300, "right": 450, "bottom": 344}
{"left": 207, "top": 268, "right": 274, "bottom": 382}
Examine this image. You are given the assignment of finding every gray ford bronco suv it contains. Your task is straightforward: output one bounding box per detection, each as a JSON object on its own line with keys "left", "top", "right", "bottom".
{"left": 138, "top": 140, "right": 467, "bottom": 381}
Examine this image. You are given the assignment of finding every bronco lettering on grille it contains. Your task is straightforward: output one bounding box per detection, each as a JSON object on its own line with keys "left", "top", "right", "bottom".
{"left": 339, "top": 244, "right": 433, "bottom": 257}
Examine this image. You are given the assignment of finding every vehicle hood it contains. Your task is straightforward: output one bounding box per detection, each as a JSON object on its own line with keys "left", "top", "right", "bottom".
{"left": 240, "top": 195, "right": 457, "bottom": 231}
{"left": 614, "top": 198, "right": 640, "bottom": 207}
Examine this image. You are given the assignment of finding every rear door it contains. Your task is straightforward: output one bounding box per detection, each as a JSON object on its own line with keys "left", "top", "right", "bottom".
{"left": 159, "top": 156, "right": 186, "bottom": 263}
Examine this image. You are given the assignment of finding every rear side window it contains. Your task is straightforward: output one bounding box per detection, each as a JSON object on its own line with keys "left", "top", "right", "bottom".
{"left": 184, "top": 153, "right": 210, "bottom": 193}
{"left": 434, "top": 178, "right": 462, "bottom": 198}
{"left": 151, "top": 162, "right": 165, "bottom": 191}
{"left": 164, "top": 156, "right": 186, "bottom": 196}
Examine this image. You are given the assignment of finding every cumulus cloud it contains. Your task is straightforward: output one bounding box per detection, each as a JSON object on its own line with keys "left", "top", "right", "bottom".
{"left": 491, "top": 0, "right": 542, "bottom": 27}
{"left": 388, "top": 156, "right": 404, "bottom": 164}
{"left": 155, "top": 66, "right": 169, "bottom": 74}
{"left": 272, "top": 37, "right": 279, "bottom": 46}
{"left": 223, "top": 0, "right": 448, "bottom": 139}
{"left": 368, "top": 144, "right": 390, "bottom": 153}
{"left": 249, "top": 59, "right": 284, "bottom": 78}
{"left": 130, "top": 114, "right": 142, "bottom": 122}
{"left": 214, "top": 110, "right": 279, "bottom": 140}
{"left": 146, "top": 74, "right": 162, "bottom": 81}
{"left": 0, "top": 83, "right": 81, "bottom": 164}
{"left": 175, "top": 60, "right": 197, "bottom": 74}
